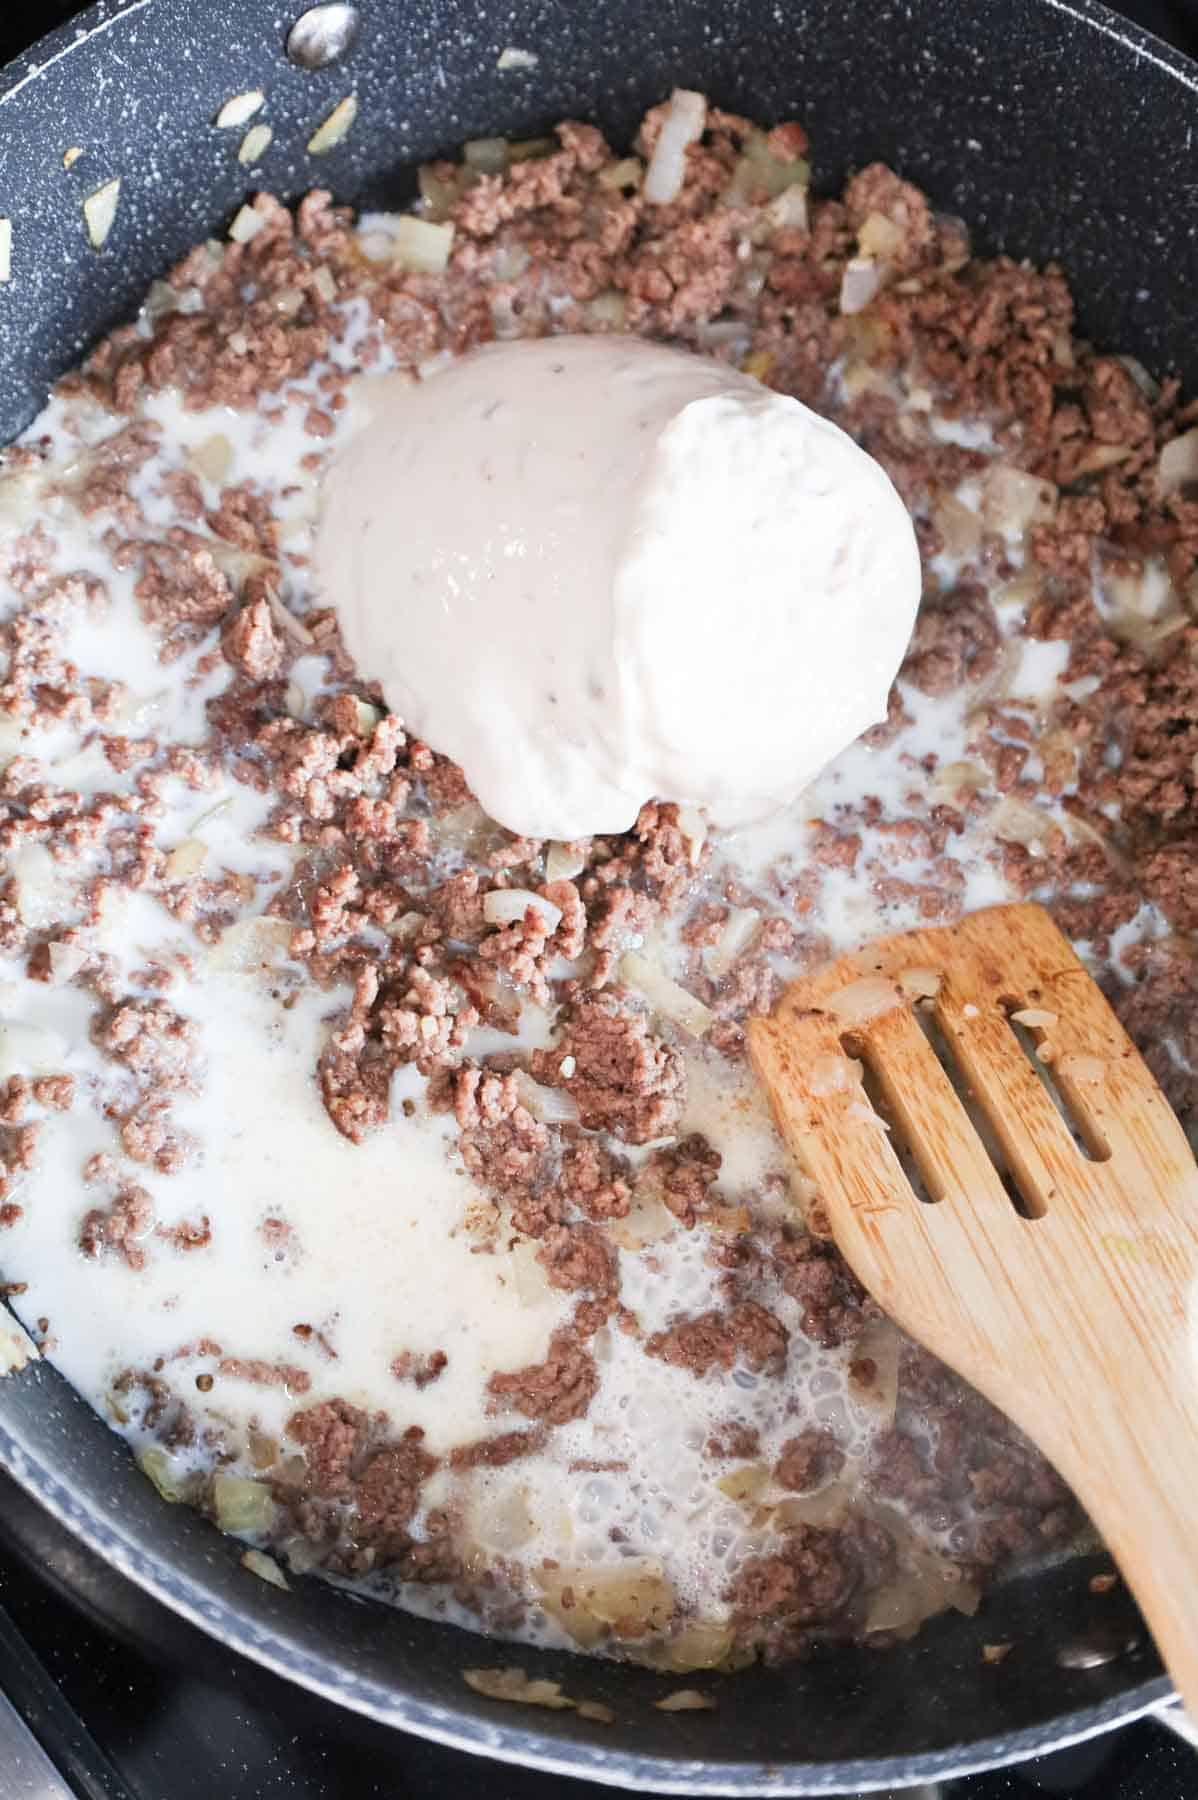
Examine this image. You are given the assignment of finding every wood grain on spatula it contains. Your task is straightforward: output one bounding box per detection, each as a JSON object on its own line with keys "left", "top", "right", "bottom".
{"left": 748, "top": 901, "right": 1198, "bottom": 1714}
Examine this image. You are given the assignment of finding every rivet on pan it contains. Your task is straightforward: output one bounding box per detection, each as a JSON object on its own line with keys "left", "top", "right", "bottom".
{"left": 286, "top": 4, "right": 360, "bottom": 70}
{"left": 1057, "top": 1630, "right": 1140, "bottom": 1671}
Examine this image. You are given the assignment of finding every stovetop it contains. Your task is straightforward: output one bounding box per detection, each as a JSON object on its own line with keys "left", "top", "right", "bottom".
{"left": 4, "top": 2, "right": 1198, "bottom": 1797}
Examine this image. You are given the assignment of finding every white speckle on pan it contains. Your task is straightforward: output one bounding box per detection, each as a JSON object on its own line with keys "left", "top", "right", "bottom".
{"left": 0, "top": 219, "right": 10, "bottom": 284}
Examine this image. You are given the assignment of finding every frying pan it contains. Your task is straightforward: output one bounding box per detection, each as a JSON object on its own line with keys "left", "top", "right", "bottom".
{"left": 1, "top": 0, "right": 1196, "bottom": 1790}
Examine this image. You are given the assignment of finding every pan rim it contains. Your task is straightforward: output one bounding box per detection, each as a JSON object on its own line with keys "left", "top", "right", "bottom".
{"left": 0, "top": 0, "right": 1190, "bottom": 1785}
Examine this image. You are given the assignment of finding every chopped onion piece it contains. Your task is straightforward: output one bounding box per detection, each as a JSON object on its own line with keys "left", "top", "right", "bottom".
{"left": 483, "top": 888, "right": 562, "bottom": 934}
{"left": 137, "top": 1445, "right": 195, "bottom": 1503}
{"left": 0, "top": 1313, "right": 37, "bottom": 1377}
{"left": 1158, "top": 428, "right": 1198, "bottom": 496}
{"left": 242, "top": 1548, "right": 289, "bottom": 1589}
{"left": 507, "top": 137, "right": 556, "bottom": 163}
{"left": 931, "top": 490, "right": 982, "bottom": 560}
{"left": 598, "top": 157, "right": 643, "bottom": 191}
{"left": 164, "top": 837, "right": 208, "bottom": 882}
{"left": 826, "top": 975, "right": 903, "bottom": 1025}
{"left": 676, "top": 804, "right": 706, "bottom": 865}
{"left": 212, "top": 1473, "right": 277, "bottom": 1535}
{"left": 646, "top": 1622, "right": 735, "bottom": 1673}
{"left": 463, "top": 137, "right": 509, "bottom": 173}
{"left": 643, "top": 88, "right": 707, "bottom": 205}
{"left": 496, "top": 47, "right": 539, "bottom": 70}
{"left": 229, "top": 203, "right": 265, "bottom": 244}
{"left": 1117, "top": 354, "right": 1159, "bottom": 401}
{"left": 655, "top": 1689, "right": 716, "bottom": 1712}
{"left": 307, "top": 94, "right": 358, "bottom": 156}
{"left": 393, "top": 215, "right": 455, "bottom": 273}
{"left": 848, "top": 1319, "right": 900, "bottom": 1425}
{"left": 545, "top": 841, "right": 586, "bottom": 882}
{"left": 980, "top": 464, "right": 1057, "bottom": 535}
{"left": 577, "top": 1700, "right": 616, "bottom": 1725}
{"left": 63, "top": 145, "right": 84, "bottom": 169}
{"left": 1010, "top": 1006, "right": 1058, "bottom": 1028}
{"left": 839, "top": 258, "right": 881, "bottom": 315}
{"left": 858, "top": 210, "right": 905, "bottom": 261}
{"left": 311, "top": 264, "right": 337, "bottom": 303}
{"left": 265, "top": 588, "right": 315, "bottom": 646}
{"left": 189, "top": 432, "right": 233, "bottom": 484}
{"left": 512, "top": 1070, "right": 580, "bottom": 1125}
{"left": 705, "top": 907, "right": 760, "bottom": 978}
{"left": 417, "top": 164, "right": 460, "bottom": 221}
{"left": 238, "top": 123, "right": 274, "bottom": 166}
{"left": 898, "top": 966, "right": 941, "bottom": 1000}
{"left": 620, "top": 950, "right": 713, "bottom": 1038}
{"left": 83, "top": 178, "right": 121, "bottom": 249}
{"left": 0, "top": 219, "right": 10, "bottom": 284}
{"left": 47, "top": 941, "right": 88, "bottom": 986}
{"left": 464, "top": 1668, "right": 574, "bottom": 1709}
{"left": 765, "top": 184, "right": 809, "bottom": 233}
{"left": 215, "top": 90, "right": 265, "bottom": 128}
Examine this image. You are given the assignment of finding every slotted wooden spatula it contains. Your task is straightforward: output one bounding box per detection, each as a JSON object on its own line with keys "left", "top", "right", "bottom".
{"left": 748, "top": 901, "right": 1198, "bottom": 1712}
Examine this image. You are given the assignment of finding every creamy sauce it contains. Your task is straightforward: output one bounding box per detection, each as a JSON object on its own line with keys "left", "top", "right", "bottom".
{"left": 317, "top": 336, "right": 921, "bottom": 840}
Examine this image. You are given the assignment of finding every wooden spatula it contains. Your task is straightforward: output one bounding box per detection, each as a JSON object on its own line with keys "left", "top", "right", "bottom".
{"left": 748, "top": 900, "right": 1198, "bottom": 1713}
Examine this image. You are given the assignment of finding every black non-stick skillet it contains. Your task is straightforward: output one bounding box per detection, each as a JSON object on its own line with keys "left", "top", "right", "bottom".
{"left": 1, "top": 1, "right": 1197, "bottom": 1790}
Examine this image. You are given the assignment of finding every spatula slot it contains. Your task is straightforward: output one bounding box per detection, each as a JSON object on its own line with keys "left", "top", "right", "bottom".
{"left": 842, "top": 1030, "right": 936, "bottom": 1206}
{"left": 1000, "top": 1002, "right": 1112, "bottom": 1165}
{"left": 912, "top": 1004, "right": 1042, "bottom": 1217}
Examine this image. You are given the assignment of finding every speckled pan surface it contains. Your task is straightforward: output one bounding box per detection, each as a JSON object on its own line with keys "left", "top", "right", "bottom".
{"left": 0, "top": 0, "right": 1191, "bottom": 1789}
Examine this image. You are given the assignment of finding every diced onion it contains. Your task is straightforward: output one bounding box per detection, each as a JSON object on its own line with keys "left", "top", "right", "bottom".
{"left": 931, "top": 490, "right": 982, "bottom": 560}
{"left": 1010, "top": 1006, "right": 1058, "bottom": 1028}
{"left": 238, "top": 123, "right": 274, "bottom": 166}
{"left": 655, "top": 1689, "right": 716, "bottom": 1712}
{"left": 512, "top": 1069, "right": 580, "bottom": 1125}
{"left": 47, "top": 941, "right": 88, "bottom": 985}
{"left": 212, "top": 1473, "right": 277, "bottom": 1534}
{"left": 63, "top": 146, "right": 84, "bottom": 169}
{"left": 496, "top": 47, "right": 539, "bottom": 70}
{"left": 765, "top": 185, "right": 809, "bottom": 234}
{"left": 229, "top": 203, "right": 264, "bottom": 244}
{"left": 1158, "top": 428, "right": 1198, "bottom": 497}
{"left": 163, "top": 838, "right": 207, "bottom": 882}
{"left": 839, "top": 258, "right": 881, "bottom": 316}
{"left": 643, "top": 88, "right": 707, "bottom": 205}
{"left": 858, "top": 211, "right": 905, "bottom": 261}
{"left": 619, "top": 950, "right": 713, "bottom": 1038}
{"left": 897, "top": 966, "right": 941, "bottom": 1000}
{"left": 417, "top": 165, "right": 461, "bottom": 222}
{"left": 0, "top": 1313, "right": 37, "bottom": 1377}
{"left": 847, "top": 1319, "right": 900, "bottom": 1426}
{"left": 463, "top": 137, "right": 509, "bottom": 173}
{"left": 214, "top": 90, "right": 265, "bottom": 128}
{"left": 393, "top": 215, "right": 455, "bottom": 274}
{"left": 646, "top": 1622, "right": 735, "bottom": 1673}
{"left": 211, "top": 916, "right": 294, "bottom": 971}
{"left": 136, "top": 1445, "right": 194, "bottom": 1503}
{"left": 188, "top": 432, "right": 233, "bottom": 484}
{"left": 545, "top": 841, "right": 586, "bottom": 882}
{"left": 483, "top": 888, "right": 563, "bottom": 934}
{"left": 825, "top": 975, "right": 903, "bottom": 1025}
{"left": 705, "top": 908, "right": 760, "bottom": 978}
{"left": 980, "top": 464, "right": 1057, "bottom": 535}
{"left": 598, "top": 157, "right": 643, "bottom": 191}
{"left": 307, "top": 94, "right": 358, "bottom": 156}
{"left": 463, "top": 1668, "right": 574, "bottom": 1709}
{"left": 242, "top": 1548, "right": 289, "bottom": 1589}
{"left": 676, "top": 804, "right": 706, "bottom": 866}
{"left": 83, "top": 178, "right": 121, "bottom": 250}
